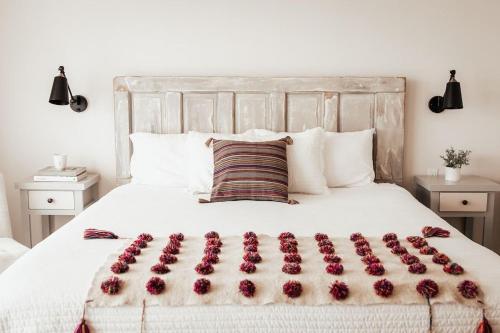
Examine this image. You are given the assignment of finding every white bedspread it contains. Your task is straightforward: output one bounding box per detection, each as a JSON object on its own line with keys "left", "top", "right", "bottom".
{"left": 1, "top": 183, "right": 499, "bottom": 332}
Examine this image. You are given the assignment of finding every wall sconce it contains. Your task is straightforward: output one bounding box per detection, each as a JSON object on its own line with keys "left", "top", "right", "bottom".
{"left": 428, "top": 70, "right": 463, "bottom": 113}
{"left": 49, "top": 66, "right": 88, "bottom": 112}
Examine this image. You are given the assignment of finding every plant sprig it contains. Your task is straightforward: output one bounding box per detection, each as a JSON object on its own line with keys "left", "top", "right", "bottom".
{"left": 440, "top": 147, "right": 471, "bottom": 168}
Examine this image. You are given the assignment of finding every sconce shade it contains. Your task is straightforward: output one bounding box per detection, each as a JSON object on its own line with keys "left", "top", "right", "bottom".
{"left": 49, "top": 76, "right": 69, "bottom": 105}
{"left": 443, "top": 80, "right": 463, "bottom": 109}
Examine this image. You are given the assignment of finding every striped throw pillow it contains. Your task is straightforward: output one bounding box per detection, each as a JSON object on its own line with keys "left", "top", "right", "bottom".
{"left": 205, "top": 137, "right": 293, "bottom": 203}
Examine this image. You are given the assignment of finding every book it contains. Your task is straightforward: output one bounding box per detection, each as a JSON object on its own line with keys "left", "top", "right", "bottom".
{"left": 36, "top": 166, "right": 86, "bottom": 177}
{"left": 33, "top": 172, "right": 88, "bottom": 182}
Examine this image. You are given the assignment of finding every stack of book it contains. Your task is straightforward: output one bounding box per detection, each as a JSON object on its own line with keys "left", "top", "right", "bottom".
{"left": 33, "top": 166, "right": 87, "bottom": 182}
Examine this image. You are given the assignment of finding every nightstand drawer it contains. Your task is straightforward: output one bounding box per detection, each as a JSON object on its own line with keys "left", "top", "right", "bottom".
{"left": 28, "top": 190, "right": 75, "bottom": 210}
{"left": 439, "top": 192, "right": 487, "bottom": 212}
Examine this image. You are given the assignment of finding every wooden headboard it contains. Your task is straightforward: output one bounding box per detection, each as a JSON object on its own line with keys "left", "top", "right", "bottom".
{"left": 114, "top": 76, "right": 405, "bottom": 184}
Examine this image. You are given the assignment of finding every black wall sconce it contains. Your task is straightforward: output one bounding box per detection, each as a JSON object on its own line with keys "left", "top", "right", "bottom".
{"left": 49, "top": 66, "right": 88, "bottom": 112}
{"left": 428, "top": 70, "right": 463, "bottom": 113}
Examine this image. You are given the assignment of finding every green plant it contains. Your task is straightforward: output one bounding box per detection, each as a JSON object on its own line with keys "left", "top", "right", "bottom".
{"left": 440, "top": 147, "right": 471, "bottom": 168}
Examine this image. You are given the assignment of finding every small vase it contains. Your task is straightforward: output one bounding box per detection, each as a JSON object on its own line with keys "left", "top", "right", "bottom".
{"left": 445, "top": 167, "right": 461, "bottom": 182}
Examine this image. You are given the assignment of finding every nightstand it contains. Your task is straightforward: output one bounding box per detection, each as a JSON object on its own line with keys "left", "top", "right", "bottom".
{"left": 415, "top": 175, "right": 500, "bottom": 250}
{"left": 15, "top": 173, "right": 100, "bottom": 247}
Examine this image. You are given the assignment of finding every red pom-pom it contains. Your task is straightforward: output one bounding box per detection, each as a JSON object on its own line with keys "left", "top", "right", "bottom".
{"left": 314, "top": 233, "right": 328, "bottom": 241}
{"left": 240, "top": 261, "right": 257, "bottom": 273}
{"left": 282, "top": 263, "right": 301, "bottom": 274}
{"left": 163, "top": 244, "right": 180, "bottom": 255}
{"left": 239, "top": 279, "right": 256, "bottom": 297}
{"left": 350, "top": 233, "right": 364, "bottom": 242}
{"left": 159, "top": 253, "right": 177, "bottom": 264}
{"left": 243, "top": 231, "right": 256, "bottom": 239}
{"left": 169, "top": 233, "right": 184, "bottom": 241}
{"left": 111, "top": 261, "right": 129, "bottom": 274}
{"left": 324, "top": 254, "right": 342, "bottom": 263}
{"left": 374, "top": 278, "right": 394, "bottom": 297}
{"left": 408, "top": 263, "right": 427, "bottom": 274}
{"left": 382, "top": 233, "right": 398, "bottom": 242}
{"left": 284, "top": 253, "right": 302, "bottom": 263}
{"left": 391, "top": 246, "right": 407, "bottom": 255}
{"left": 326, "top": 263, "right": 344, "bottom": 275}
{"left": 204, "top": 245, "right": 221, "bottom": 255}
{"left": 195, "top": 262, "right": 214, "bottom": 275}
{"left": 146, "top": 277, "right": 165, "bottom": 295}
{"left": 205, "top": 231, "right": 219, "bottom": 239}
{"left": 354, "top": 239, "right": 369, "bottom": 248}
{"left": 133, "top": 239, "right": 147, "bottom": 248}
{"left": 329, "top": 280, "right": 349, "bottom": 300}
{"left": 243, "top": 237, "right": 259, "bottom": 246}
{"left": 243, "top": 252, "right": 262, "bottom": 263}
{"left": 101, "top": 276, "right": 122, "bottom": 295}
{"left": 319, "top": 245, "right": 335, "bottom": 254}
{"left": 361, "top": 254, "right": 380, "bottom": 265}
{"left": 419, "top": 246, "right": 437, "bottom": 255}
{"left": 280, "top": 242, "right": 298, "bottom": 253}
{"left": 443, "top": 263, "right": 464, "bottom": 275}
{"left": 151, "top": 263, "right": 170, "bottom": 274}
{"left": 416, "top": 279, "right": 439, "bottom": 298}
{"left": 283, "top": 280, "right": 302, "bottom": 298}
{"left": 432, "top": 253, "right": 450, "bottom": 265}
{"left": 119, "top": 252, "right": 136, "bottom": 264}
{"left": 203, "top": 253, "right": 219, "bottom": 264}
{"left": 193, "top": 278, "right": 211, "bottom": 295}
{"left": 278, "top": 232, "right": 295, "bottom": 240}
{"left": 206, "top": 238, "right": 223, "bottom": 247}
{"left": 457, "top": 280, "right": 479, "bottom": 299}
{"left": 406, "top": 236, "right": 424, "bottom": 243}
{"left": 244, "top": 244, "right": 258, "bottom": 252}
{"left": 411, "top": 239, "right": 428, "bottom": 249}
{"left": 281, "top": 238, "right": 298, "bottom": 246}
{"left": 169, "top": 238, "right": 182, "bottom": 248}
{"left": 385, "top": 240, "right": 400, "bottom": 248}
{"left": 355, "top": 245, "right": 372, "bottom": 256}
{"left": 318, "top": 239, "right": 333, "bottom": 247}
{"left": 138, "top": 233, "right": 153, "bottom": 242}
{"left": 400, "top": 253, "right": 420, "bottom": 265}
{"left": 125, "top": 245, "right": 141, "bottom": 256}
{"left": 365, "top": 263, "right": 385, "bottom": 276}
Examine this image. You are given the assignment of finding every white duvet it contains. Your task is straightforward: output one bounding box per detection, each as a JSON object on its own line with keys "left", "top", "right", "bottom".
{"left": 1, "top": 183, "right": 499, "bottom": 332}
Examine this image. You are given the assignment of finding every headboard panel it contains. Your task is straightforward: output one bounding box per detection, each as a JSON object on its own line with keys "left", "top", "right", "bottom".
{"left": 114, "top": 76, "right": 405, "bottom": 184}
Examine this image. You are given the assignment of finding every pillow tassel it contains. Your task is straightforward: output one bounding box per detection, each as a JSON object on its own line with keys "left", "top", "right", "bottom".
{"left": 198, "top": 198, "right": 211, "bottom": 204}
{"left": 288, "top": 199, "right": 299, "bottom": 205}
{"left": 281, "top": 136, "right": 293, "bottom": 145}
{"left": 205, "top": 138, "right": 214, "bottom": 147}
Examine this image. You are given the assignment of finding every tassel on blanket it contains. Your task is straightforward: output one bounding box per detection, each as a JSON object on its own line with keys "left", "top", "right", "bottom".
{"left": 427, "top": 297, "right": 433, "bottom": 333}
{"left": 74, "top": 300, "right": 91, "bottom": 333}
{"left": 476, "top": 301, "right": 493, "bottom": 333}
{"left": 422, "top": 226, "right": 450, "bottom": 238}
{"left": 84, "top": 228, "right": 119, "bottom": 239}
{"left": 140, "top": 299, "right": 146, "bottom": 333}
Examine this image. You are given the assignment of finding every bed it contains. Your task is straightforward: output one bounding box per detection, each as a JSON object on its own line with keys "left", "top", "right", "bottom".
{"left": 1, "top": 76, "right": 499, "bottom": 332}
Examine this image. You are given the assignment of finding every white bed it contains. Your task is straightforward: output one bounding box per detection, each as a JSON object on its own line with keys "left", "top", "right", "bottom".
{"left": 1, "top": 183, "right": 499, "bottom": 332}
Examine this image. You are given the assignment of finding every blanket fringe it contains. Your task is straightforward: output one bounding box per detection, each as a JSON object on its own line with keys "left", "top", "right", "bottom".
{"left": 83, "top": 228, "right": 119, "bottom": 240}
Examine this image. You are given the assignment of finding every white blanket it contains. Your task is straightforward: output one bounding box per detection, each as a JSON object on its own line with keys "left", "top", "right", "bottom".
{"left": 1, "top": 183, "right": 499, "bottom": 332}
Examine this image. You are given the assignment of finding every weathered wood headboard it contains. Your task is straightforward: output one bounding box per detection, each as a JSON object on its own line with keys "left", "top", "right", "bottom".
{"left": 114, "top": 76, "right": 405, "bottom": 184}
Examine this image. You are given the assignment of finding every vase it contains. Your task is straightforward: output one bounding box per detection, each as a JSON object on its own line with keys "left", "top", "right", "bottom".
{"left": 445, "top": 167, "right": 461, "bottom": 182}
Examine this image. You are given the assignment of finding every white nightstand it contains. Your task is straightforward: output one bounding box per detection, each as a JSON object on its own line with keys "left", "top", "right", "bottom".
{"left": 415, "top": 175, "right": 500, "bottom": 250}
{"left": 15, "top": 173, "right": 100, "bottom": 247}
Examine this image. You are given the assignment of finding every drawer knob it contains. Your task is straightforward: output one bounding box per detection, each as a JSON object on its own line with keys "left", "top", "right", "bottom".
{"left": 47, "top": 198, "right": 54, "bottom": 204}
{"left": 462, "top": 200, "right": 468, "bottom": 205}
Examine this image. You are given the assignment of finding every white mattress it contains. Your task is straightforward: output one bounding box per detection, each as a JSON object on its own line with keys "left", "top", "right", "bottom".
{"left": 1, "top": 183, "right": 499, "bottom": 332}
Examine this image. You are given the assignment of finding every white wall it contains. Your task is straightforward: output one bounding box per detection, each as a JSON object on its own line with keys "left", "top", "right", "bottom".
{"left": 1, "top": 0, "right": 500, "bottom": 251}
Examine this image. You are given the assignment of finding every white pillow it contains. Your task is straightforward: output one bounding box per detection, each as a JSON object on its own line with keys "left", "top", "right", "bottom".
{"left": 130, "top": 133, "right": 189, "bottom": 187}
{"left": 198, "top": 127, "right": 328, "bottom": 194}
{"left": 324, "top": 129, "right": 375, "bottom": 187}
